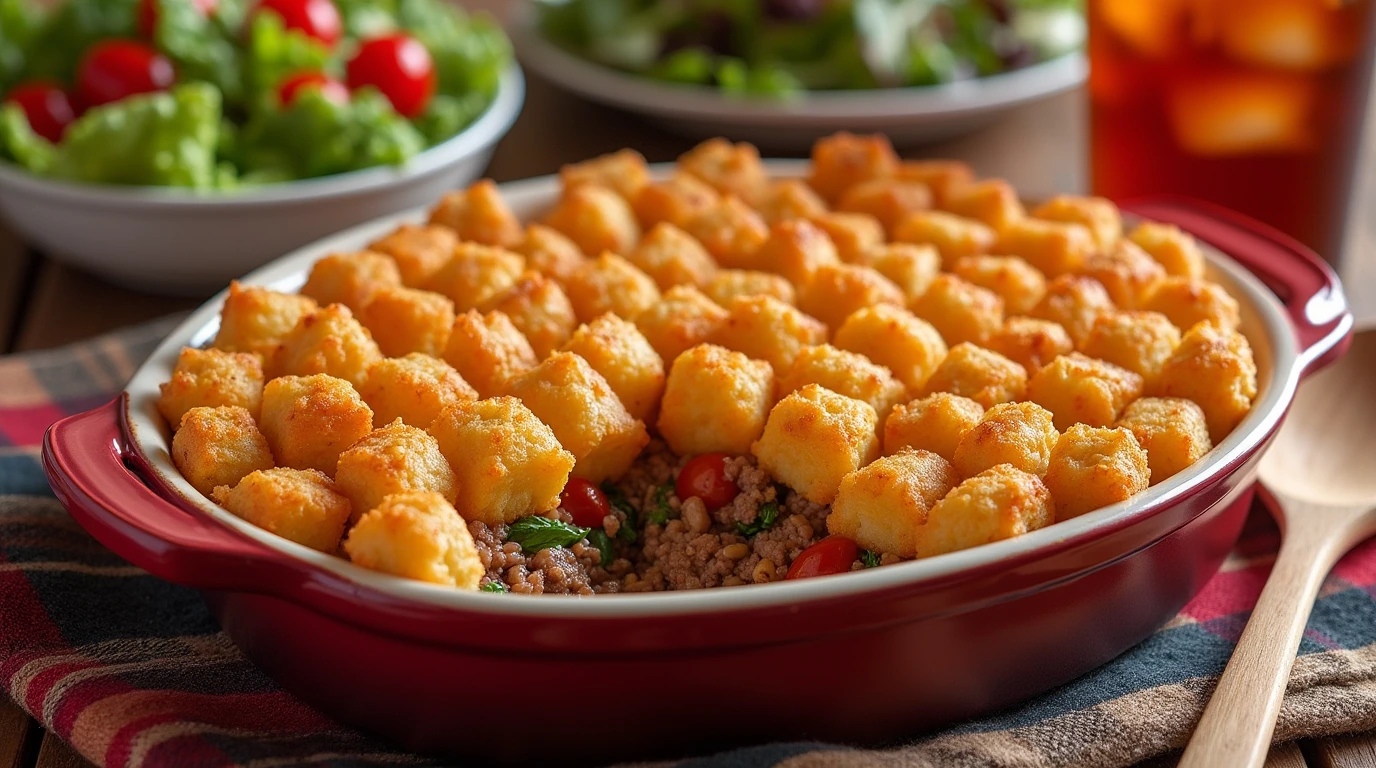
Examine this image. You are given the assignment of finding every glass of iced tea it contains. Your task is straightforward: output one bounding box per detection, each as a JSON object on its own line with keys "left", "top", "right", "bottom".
{"left": 1089, "top": 0, "right": 1376, "bottom": 262}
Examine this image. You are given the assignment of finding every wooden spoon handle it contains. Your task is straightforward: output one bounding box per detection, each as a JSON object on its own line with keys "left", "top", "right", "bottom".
{"left": 1179, "top": 502, "right": 1360, "bottom": 768}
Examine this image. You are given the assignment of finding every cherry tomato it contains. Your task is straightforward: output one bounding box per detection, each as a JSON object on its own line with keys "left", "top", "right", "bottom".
{"left": 346, "top": 34, "right": 436, "bottom": 119}
{"left": 75, "top": 40, "right": 175, "bottom": 109}
{"left": 561, "top": 478, "right": 610, "bottom": 529}
{"left": 278, "top": 71, "right": 350, "bottom": 106}
{"left": 138, "top": 0, "right": 218, "bottom": 40}
{"left": 252, "top": 0, "right": 342, "bottom": 47}
{"left": 786, "top": 536, "right": 859, "bottom": 580}
{"left": 3, "top": 82, "right": 76, "bottom": 143}
{"left": 675, "top": 452, "right": 739, "bottom": 512}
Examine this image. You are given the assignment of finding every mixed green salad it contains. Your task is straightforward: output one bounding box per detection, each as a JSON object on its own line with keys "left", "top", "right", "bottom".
{"left": 0, "top": 0, "right": 510, "bottom": 188}
{"left": 537, "top": 0, "right": 1084, "bottom": 97}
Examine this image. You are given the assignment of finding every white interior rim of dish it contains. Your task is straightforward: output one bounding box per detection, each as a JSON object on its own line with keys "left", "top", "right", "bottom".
{"left": 0, "top": 65, "right": 524, "bottom": 207}
{"left": 123, "top": 161, "right": 1307, "bottom": 619}
{"left": 512, "top": 22, "right": 1086, "bottom": 122}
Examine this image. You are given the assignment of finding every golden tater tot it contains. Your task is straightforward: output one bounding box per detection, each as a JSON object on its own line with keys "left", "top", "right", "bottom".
{"left": 513, "top": 223, "right": 586, "bottom": 286}
{"left": 505, "top": 352, "right": 650, "bottom": 483}
{"left": 1141, "top": 277, "right": 1242, "bottom": 332}
{"left": 883, "top": 392, "right": 984, "bottom": 461}
{"left": 1027, "top": 353, "right": 1144, "bottom": 431}
{"left": 428, "top": 179, "right": 523, "bottom": 248}
{"left": 1116, "top": 397, "right": 1212, "bottom": 485}
{"left": 560, "top": 148, "right": 651, "bottom": 202}
{"left": 921, "top": 342, "right": 1028, "bottom": 409}
{"left": 1079, "top": 310, "right": 1182, "bottom": 386}
{"left": 911, "top": 274, "right": 1004, "bottom": 346}
{"left": 808, "top": 132, "right": 899, "bottom": 204}
{"left": 1080, "top": 240, "right": 1166, "bottom": 309}
{"left": 344, "top": 491, "right": 484, "bottom": 589}
{"left": 1129, "top": 221, "right": 1205, "bottom": 279}
{"left": 706, "top": 269, "right": 796, "bottom": 307}
{"left": 1030, "top": 275, "right": 1116, "bottom": 346}
{"left": 561, "top": 313, "right": 666, "bottom": 423}
{"left": 629, "top": 222, "right": 718, "bottom": 290}
{"left": 368, "top": 224, "right": 457, "bottom": 288}
{"left": 544, "top": 183, "right": 642, "bottom": 256}
{"left": 778, "top": 344, "right": 907, "bottom": 422}
{"left": 942, "top": 178, "right": 1025, "bottom": 232}
{"left": 1044, "top": 424, "right": 1149, "bottom": 520}
{"left": 711, "top": 294, "right": 828, "bottom": 373}
{"left": 994, "top": 217, "right": 1097, "bottom": 278}
{"left": 1032, "top": 195, "right": 1122, "bottom": 251}
{"left": 632, "top": 171, "right": 720, "bottom": 230}
{"left": 915, "top": 464, "right": 1054, "bottom": 558}
{"left": 272, "top": 303, "right": 382, "bottom": 388}
{"left": 564, "top": 251, "right": 662, "bottom": 323}
{"left": 300, "top": 251, "right": 402, "bottom": 312}
{"left": 895, "top": 159, "right": 975, "bottom": 206}
{"left": 985, "top": 317, "right": 1075, "bottom": 376}
{"left": 894, "top": 212, "right": 996, "bottom": 272}
{"left": 259, "top": 374, "right": 373, "bottom": 476}
{"left": 828, "top": 449, "right": 958, "bottom": 557}
{"left": 213, "top": 282, "right": 318, "bottom": 361}
{"left": 868, "top": 243, "right": 941, "bottom": 306}
{"left": 952, "top": 255, "right": 1047, "bottom": 316}
{"left": 678, "top": 138, "right": 769, "bottom": 204}
{"left": 335, "top": 421, "right": 458, "bottom": 525}
{"left": 685, "top": 194, "right": 770, "bottom": 269}
{"left": 753, "top": 219, "right": 840, "bottom": 287}
{"left": 833, "top": 304, "right": 947, "bottom": 391}
{"left": 752, "top": 384, "right": 879, "bottom": 505}
{"left": 837, "top": 179, "right": 933, "bottom": 235}
{"left": 797, "top": 262, "right": 905, "bottom": 330}
{"left": 424, "top": 242, "right": 525, "bottom": 312}
{"left": 158, "top": 347, "right": 264, "bottom": 428}
{"left": 952, "top": 401, "right": 1059, "bottom": 478}
{"left": 358, "top": 285, "right": 455, "bottom": 358}
{"left": 213, "top": 467, "right": 352, "bottom": 553}
{"left": 806, "top": 211, "right": 885, "bottom": 264}
{"left": 479, "top": 271, "right": 578, "bottom": 358}
{"left": 658, "top": 343, "right": 776, "bottom": 456}
{"left": 357, "top": 353, "right": 476, "bottom": 429}
{"left": 634, "top": 285, "right": 729, "bottom": 365}
{"left": 429, "top": 397, "right": 574, "bottom": 525}
{"left": 442, "top": 310, "right": 537, "bottom": 399}
{"left": 172, "top": 406, "right": 274, "bottom": 497}
{"left": 1155, "top": 322, "right": 1257, "bottom": 442}
{"left": 755, "top": 179, "right": 828, "bottom": 223}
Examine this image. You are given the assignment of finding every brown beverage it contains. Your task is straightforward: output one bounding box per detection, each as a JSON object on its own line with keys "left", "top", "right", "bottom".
{"left": 1089, "top": 0, "right": 1376, "bottom": 261}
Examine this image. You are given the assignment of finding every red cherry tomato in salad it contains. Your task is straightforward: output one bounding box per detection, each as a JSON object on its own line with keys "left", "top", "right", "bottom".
{"left": 138, "top": 0, "right": 219, "bottom": 40}
{"left": 560, "top": 478, "right": 610, "bottom": 529}
{"left": 253, "top": 0, "right": 342, "bottom": 47}
{"left": 675, "top": 453, "right": 739, "bottom": 512}
{"left": 278, "top": 71, "right": 350, "bottom": 106}
{"left": 786, "top": 536, "right": 859, "bottom": 580}
{"left": 3, "top": 82, "right": 76, "bottom": 143}
{"left": 346, "top": 34, "right": 436, "bottom": 119}
{"left": 76, "top": 41, "right": 175, "bottom": 109}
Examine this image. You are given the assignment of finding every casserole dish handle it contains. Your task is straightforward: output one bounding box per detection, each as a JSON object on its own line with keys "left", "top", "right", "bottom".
{"left": 43, "top": 397, "right": 294, "bottom": 592}
{"left": 1120, "top": 196, "right": 1352, "bottom": 376}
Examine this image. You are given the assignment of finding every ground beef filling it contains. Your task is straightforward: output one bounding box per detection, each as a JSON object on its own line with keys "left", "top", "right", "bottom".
{"left": 470, "top": 442, "right": 852, "bottom": 595}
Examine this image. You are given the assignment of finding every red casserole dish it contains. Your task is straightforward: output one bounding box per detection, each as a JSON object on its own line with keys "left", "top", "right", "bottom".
{"left": 43, "top": 173, "right": 1351, "bottom": 764}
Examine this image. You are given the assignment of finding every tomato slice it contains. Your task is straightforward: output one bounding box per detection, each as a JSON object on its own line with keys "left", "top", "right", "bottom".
{"left": 345, "top": 34, "right": 436, "bottom": 119}
{"left": 675, "top": 453, "right": 739, "bottom": 512}
{"left": 560, "top": 478, "right": 610, "bottom": 529}
{"left": 786, "top": 536, "right": 859, "bottom": 580}
{"left": 138, "top": 0, "right": 219, "bottom": 40}
{"left": 75, "top": 41, "right": 175, "bottom": 109}
{"left": 278, "top": 71, "right": 350, "bottom": 106}
{"left": 253, "top": 0, "right": 342, "bottom": 47}
{"left": 3, "top": 82, "right": 76, "bottom": 143}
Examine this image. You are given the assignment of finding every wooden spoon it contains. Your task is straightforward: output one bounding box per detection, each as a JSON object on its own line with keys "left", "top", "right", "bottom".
{"left": 1180, "top": 328, "right": 1376, "bottom": 768}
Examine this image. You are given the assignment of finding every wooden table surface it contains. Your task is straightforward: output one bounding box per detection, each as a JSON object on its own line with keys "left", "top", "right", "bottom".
{"left": 1, "top": 72, "right": 1374, "bottom": 768}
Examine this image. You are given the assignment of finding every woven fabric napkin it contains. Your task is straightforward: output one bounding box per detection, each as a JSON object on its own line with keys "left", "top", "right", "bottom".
{"left": 3, "top": 318, "right": 1376, "bottom": 768}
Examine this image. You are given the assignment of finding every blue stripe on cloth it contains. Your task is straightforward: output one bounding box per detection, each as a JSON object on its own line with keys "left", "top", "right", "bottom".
{"left": 1306, "top": 588, "right": 1376, "bottom": 651}
{"left": 24, "top": 570, "right": 221, "bottom": 643}
{"left": 0, "top": 452, "right": 52, "bottom": 496}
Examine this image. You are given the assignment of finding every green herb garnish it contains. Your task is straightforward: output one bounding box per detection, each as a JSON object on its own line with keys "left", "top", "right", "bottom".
{"left": 506, "top": 516, "right": 590, "bottom": 554}
{"left": 601, "top": 482, "right": 638, "bottom": 543}
{"left": 480, "top": 581, "right": 509, "bottom": 593}
{"left": 735, "top": 502, "right": 779, "bottom": 537}
{"left": 644, "top": 484, "right": 673, "bottom": 526}
{"left": 586, "top": 528, "right": 616, "bottom": 568}
{"left": 860, "top": 550, "right": 881, "bottom": 568}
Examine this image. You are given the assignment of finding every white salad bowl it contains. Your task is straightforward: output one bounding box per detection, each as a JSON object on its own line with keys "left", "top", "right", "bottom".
{"left": 0, "top": 64, "right": 525, "bottom": 296}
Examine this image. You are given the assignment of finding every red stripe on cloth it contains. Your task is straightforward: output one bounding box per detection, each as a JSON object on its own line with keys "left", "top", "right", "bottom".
{"left": 1333, "top": 538, "right": 1376, "bottom": 587}
{"left": 22, "top": 659, "right": 102, "bottom": 716}
{"left": 0, "top": 404, "right": 69, "bottom": 448}
{"left": 51, "top": 672, "right": 136, "bottom": 736}
{"left": 1180, "top": 561, "right": 1272, "bottom": 623}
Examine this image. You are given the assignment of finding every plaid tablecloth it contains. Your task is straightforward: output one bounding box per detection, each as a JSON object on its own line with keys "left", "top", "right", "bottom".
{"left": 4, "top": 318, "right": 1376, "bottom": 768}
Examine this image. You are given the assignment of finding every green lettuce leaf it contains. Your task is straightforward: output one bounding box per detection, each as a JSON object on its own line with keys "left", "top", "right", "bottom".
{"left": 20, "top": 0, "right": 139, "bottom": 83}
{"left": 332, "top": 0, "right": 398, "bottom": 38}
{"left": 398, "top": 0, "right": 509, "bottom": 99}
{"left": 0, "top": 102, "right": 56, "bottom": 173}
{"left": 0, "top": 0, "right": 41, "bottom": 95}
{"left": 413, "top": 91, "right": 486, "bottom": 145}
{"left": 152, "top": 0, "right": 245, "bottom": 107}
{"left": 243, "top": 9, "right": 333, "bottom": 110}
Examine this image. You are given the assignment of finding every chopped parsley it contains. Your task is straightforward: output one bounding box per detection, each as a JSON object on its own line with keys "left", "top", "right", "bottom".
{"left": 480, "top": 581, "right": 509, "bottom": 593}
{"left": 601, "top": 482, "right": 639, "bottom": 543}
{"left": 586, "top": 528, "right": 616, "bottom": 568}
{"left": 506, "top": 516, "right": 590, "bottom": 554}
{"left": 644, "top": 484, "right": 673, "bottom": 525}
{"left": 735, "top": 502, "right": 779, "bottom": 537}
{"left": 860, "top": 550, "right": 882, "bottom": 568}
